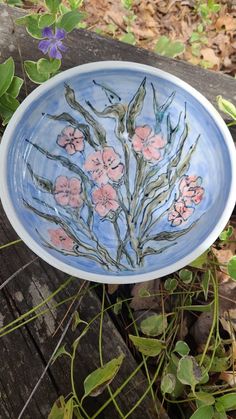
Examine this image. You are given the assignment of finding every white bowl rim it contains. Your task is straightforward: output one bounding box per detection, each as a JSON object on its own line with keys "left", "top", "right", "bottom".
{"left": 0, "top": 60, "right": 235, "bottom": 284}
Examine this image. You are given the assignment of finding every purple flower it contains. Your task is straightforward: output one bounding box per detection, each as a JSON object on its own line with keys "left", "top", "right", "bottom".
{"left": 38, "top": 27, "right": 67, "bottom": 60}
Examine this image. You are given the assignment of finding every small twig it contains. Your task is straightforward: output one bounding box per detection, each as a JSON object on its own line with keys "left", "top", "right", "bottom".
{"left": 0, "top": 257, "right": 38, "bottom": 291}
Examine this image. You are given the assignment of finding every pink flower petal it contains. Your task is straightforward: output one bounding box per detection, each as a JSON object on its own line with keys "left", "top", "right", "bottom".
{"left": 102, "top": 184, "right": 118, "bottom": 201}
{"left": 192, "top": 187, "right": 204, "bottom": 204}
{"left": 168, "top": 210, "right": 179, "bottom": 221}
{"left": 57, "top": 135, "right": 70, "bottom": 147}
{"left": 48, "top": 228, "right": 74, "bottom": 250}
{"left": 175, "top": 201, "right": 185, "bottom": 213}
{"left": 149, "top": 134, "right": 166, "bottom": 149}
{"left": 73, "top": 138, "right": 84, "bottom": 152}
{"left": 65, "top": 144, "right": 76, "bottom": 155}
{"left": 55, "top": 192, "right": 69, "bottom": 206}
{"left": 186, "top": 175, "right": 198, "bottom": 184}
{"left": 172, "top": 217, "right": 182, "bottom": 226}
{"left": 135, "top": 125, "right": 152, "bottom": 140}
{"left": 95, "top": 203, "right": 110, "bottom": 217}
{"left": 108, "top": 199, "right": 119, "bottom": 212}
{"left": 107, "top": 163, "right": 124, "bottom": 182}
{"left": 69, "top": 178, "right": 82, "bottom": 194}
{"left": 102, "top": 147, "right": 120, "bottom": 168}
{"left": 84, "top": 151, "right": 103, "bottom": 171}
{"left": 74, "top": 129, "right": 84, "bottom": 139}
{"left": 92, "top": 170, "right": 109, "bottom": 186}
{"left": 62, "top": 126, "right": 74, "bottom": 137}
{"left": 68, "top": 196, "right": 83, "bottom": 208}
{"left": 182, "top": 206, "right": 194, "bottom": 220}
{"left": 142, "top": 146, "right": 161, "bottom": 161}
{"left": 54, "top": 176, "right": 68, "bottom": 192}
{"left": 132, "top": 135, "right": 144, "bottom": 152}
{"left": 179, "top": 178, "right": 187, "bottom": 194}
{"left": 92, "top": 187, "right": 104, "bottom": 204}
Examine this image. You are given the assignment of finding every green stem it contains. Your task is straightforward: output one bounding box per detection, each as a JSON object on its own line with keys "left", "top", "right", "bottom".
{"left": 0, "top": 239, "right": 22, "bottom": 250}
{"left": 126, "top": 303, "right": 160, "bottom": 417}
{"left": 123, "top": 353, "right": 165, "bottom": 418}
{"left": 70, "top": 340, "right": 90, "bottom": 419}
{"left": 199, "top": 270, "right": 219, "bottom": 366}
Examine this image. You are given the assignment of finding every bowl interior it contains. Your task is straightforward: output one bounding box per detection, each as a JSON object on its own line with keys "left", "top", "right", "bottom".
{"left": 2, "top": 63, "right": 234, "bottom": 281}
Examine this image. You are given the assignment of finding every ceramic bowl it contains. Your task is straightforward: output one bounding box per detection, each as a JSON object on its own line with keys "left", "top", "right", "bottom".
{"left": 0, "top": 61, "right": 235, "bottom": 284}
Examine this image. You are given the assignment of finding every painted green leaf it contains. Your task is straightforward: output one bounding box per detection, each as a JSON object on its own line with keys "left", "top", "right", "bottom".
{"left": 177, "top": 356, "right": 203, "bottom": 391}
{"left": 48, "top": 396, "right": 65, "bottom": 419}
{"left": 0, "top": 93, "right": 19, "bottom": 125}
{"left": 140, "top": 314, "right": 167, "bottom": 337}
{"left": 45, "top": 0, "right": 62, "bottom": 13}
{"left": 126, "top": 77, "right": 146, "bottom": 136}
{"left": 164, "top": 277, "right": 177, "bottom": 292}
{"left": 37, "top": 58, "right": 61, "bottom": 75}
{"left": 215, "top": 393, "right": 236, "bottom": 412}
{"left": 64, "top": 398, "right": 74, "bottom": 419}
{"left": 120, "top": 32, "right": 136, "bottom": 45}
{"left": 83, "top": 354, "right": 124, "bottom": 399}
{"left": 24, "top": 61, "right": 50, "bottom": 84}
{"left": 38, "top": 13, "right": 56, "bottom": 29}
{"left": 155, "top": 36, "right": 185, "bottom": 58}
{"left": 7, "top": 76, "right": 23, "bottom": 98}
{"left": 217, "top": 96, "right": 236, "bottom": 120}
{"left": 129, "top": 335, "right": 165, "bottom": 356}
{"left": 227, "top": 255, "right": 236, "bottom": 280}
{"left": 174, "top": 341, "right": 190, "bottom": 356}
{"left": 0, "top": 57, "right": 14, "bottom": 98}
{"left": 161, "top": 373, "right": 176, "bottom": 394}
{"left": 190, "top": 405, "right": 214, "bottom": 419}
{"left": 179, "top": 269, "right": 193, "bottom": 283}
{"left": 189, "top": 251, "right": 209, "bottom": 268}
{"left": 27, "top": 163, "right": 54, "bottom": 192}
{"left": 219, "top": 226, "right": 233, "bottom": 241}
{"left": 58, "top": 10, "right": 85, "bottom": 32}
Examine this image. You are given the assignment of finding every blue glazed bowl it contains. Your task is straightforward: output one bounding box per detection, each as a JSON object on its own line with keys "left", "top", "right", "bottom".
{"left": 0, "top": 61, "right": 235, "bottom": 283}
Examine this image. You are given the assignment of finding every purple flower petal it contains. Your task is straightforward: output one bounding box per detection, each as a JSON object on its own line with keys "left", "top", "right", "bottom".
{"left": 38, "top": 39, "right": 51, "bottom": 54}
{"left": 58, "top": 43, "right": 67, "bottom": 52}
{"left": 55, "top": 28, "right": 66, "bottom": 40}
{"left": 42, "top": 27, "right": 54, "bottom": 38}
{"left": 49, "top": 45, "right": 62, "bottom": 60}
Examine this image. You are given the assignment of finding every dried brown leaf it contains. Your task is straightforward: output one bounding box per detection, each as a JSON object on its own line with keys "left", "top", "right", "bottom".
{"left": 215, "top": 15, "right": 236, "bottom": 31}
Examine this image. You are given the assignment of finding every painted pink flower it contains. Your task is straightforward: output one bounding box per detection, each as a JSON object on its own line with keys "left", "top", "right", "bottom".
{"left": 179, "top": 175, "right": 204, "bottom": 206}
{"left": 48, "top": 228, "right": 74, "bottom": 251}
{"left": 54, "top": 176, "right": 83, "bottom": 208}
{"left": 132, "top": 125, "right": 166, "bottom": 162}
{"left": 92, "top": 184, "right": 119, "bottom": 217}
{"left": 168, "top": 200, "right": 194, "bottom": 227}
{"left": 84, "top": 147, "right": 124, "bottom": 185}
{"left": 57, "top": 126, "right": 84, "bottom": 155}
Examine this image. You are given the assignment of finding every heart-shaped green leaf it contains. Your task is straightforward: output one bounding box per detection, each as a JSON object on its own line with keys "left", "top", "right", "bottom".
{"left": 129, "top": 335, "right": 165, "bottom": 356}
{"left": 140, "top": 313, "right": 168, "bottom": 336}
{"left": 83, "top": 354, "right": 124, "bottom": 399}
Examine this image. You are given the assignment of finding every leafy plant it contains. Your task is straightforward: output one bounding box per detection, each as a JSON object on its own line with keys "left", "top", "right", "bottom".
{"left": 154, "top": 35, "right": 185, "bottom": 58}
{"left": 0, "top": 57, "right": 23, "bottom": 126}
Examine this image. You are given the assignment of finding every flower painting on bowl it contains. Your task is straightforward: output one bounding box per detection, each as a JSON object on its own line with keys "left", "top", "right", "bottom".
{"left": 1, "top": 63, "right": 235, "bottom": 283}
